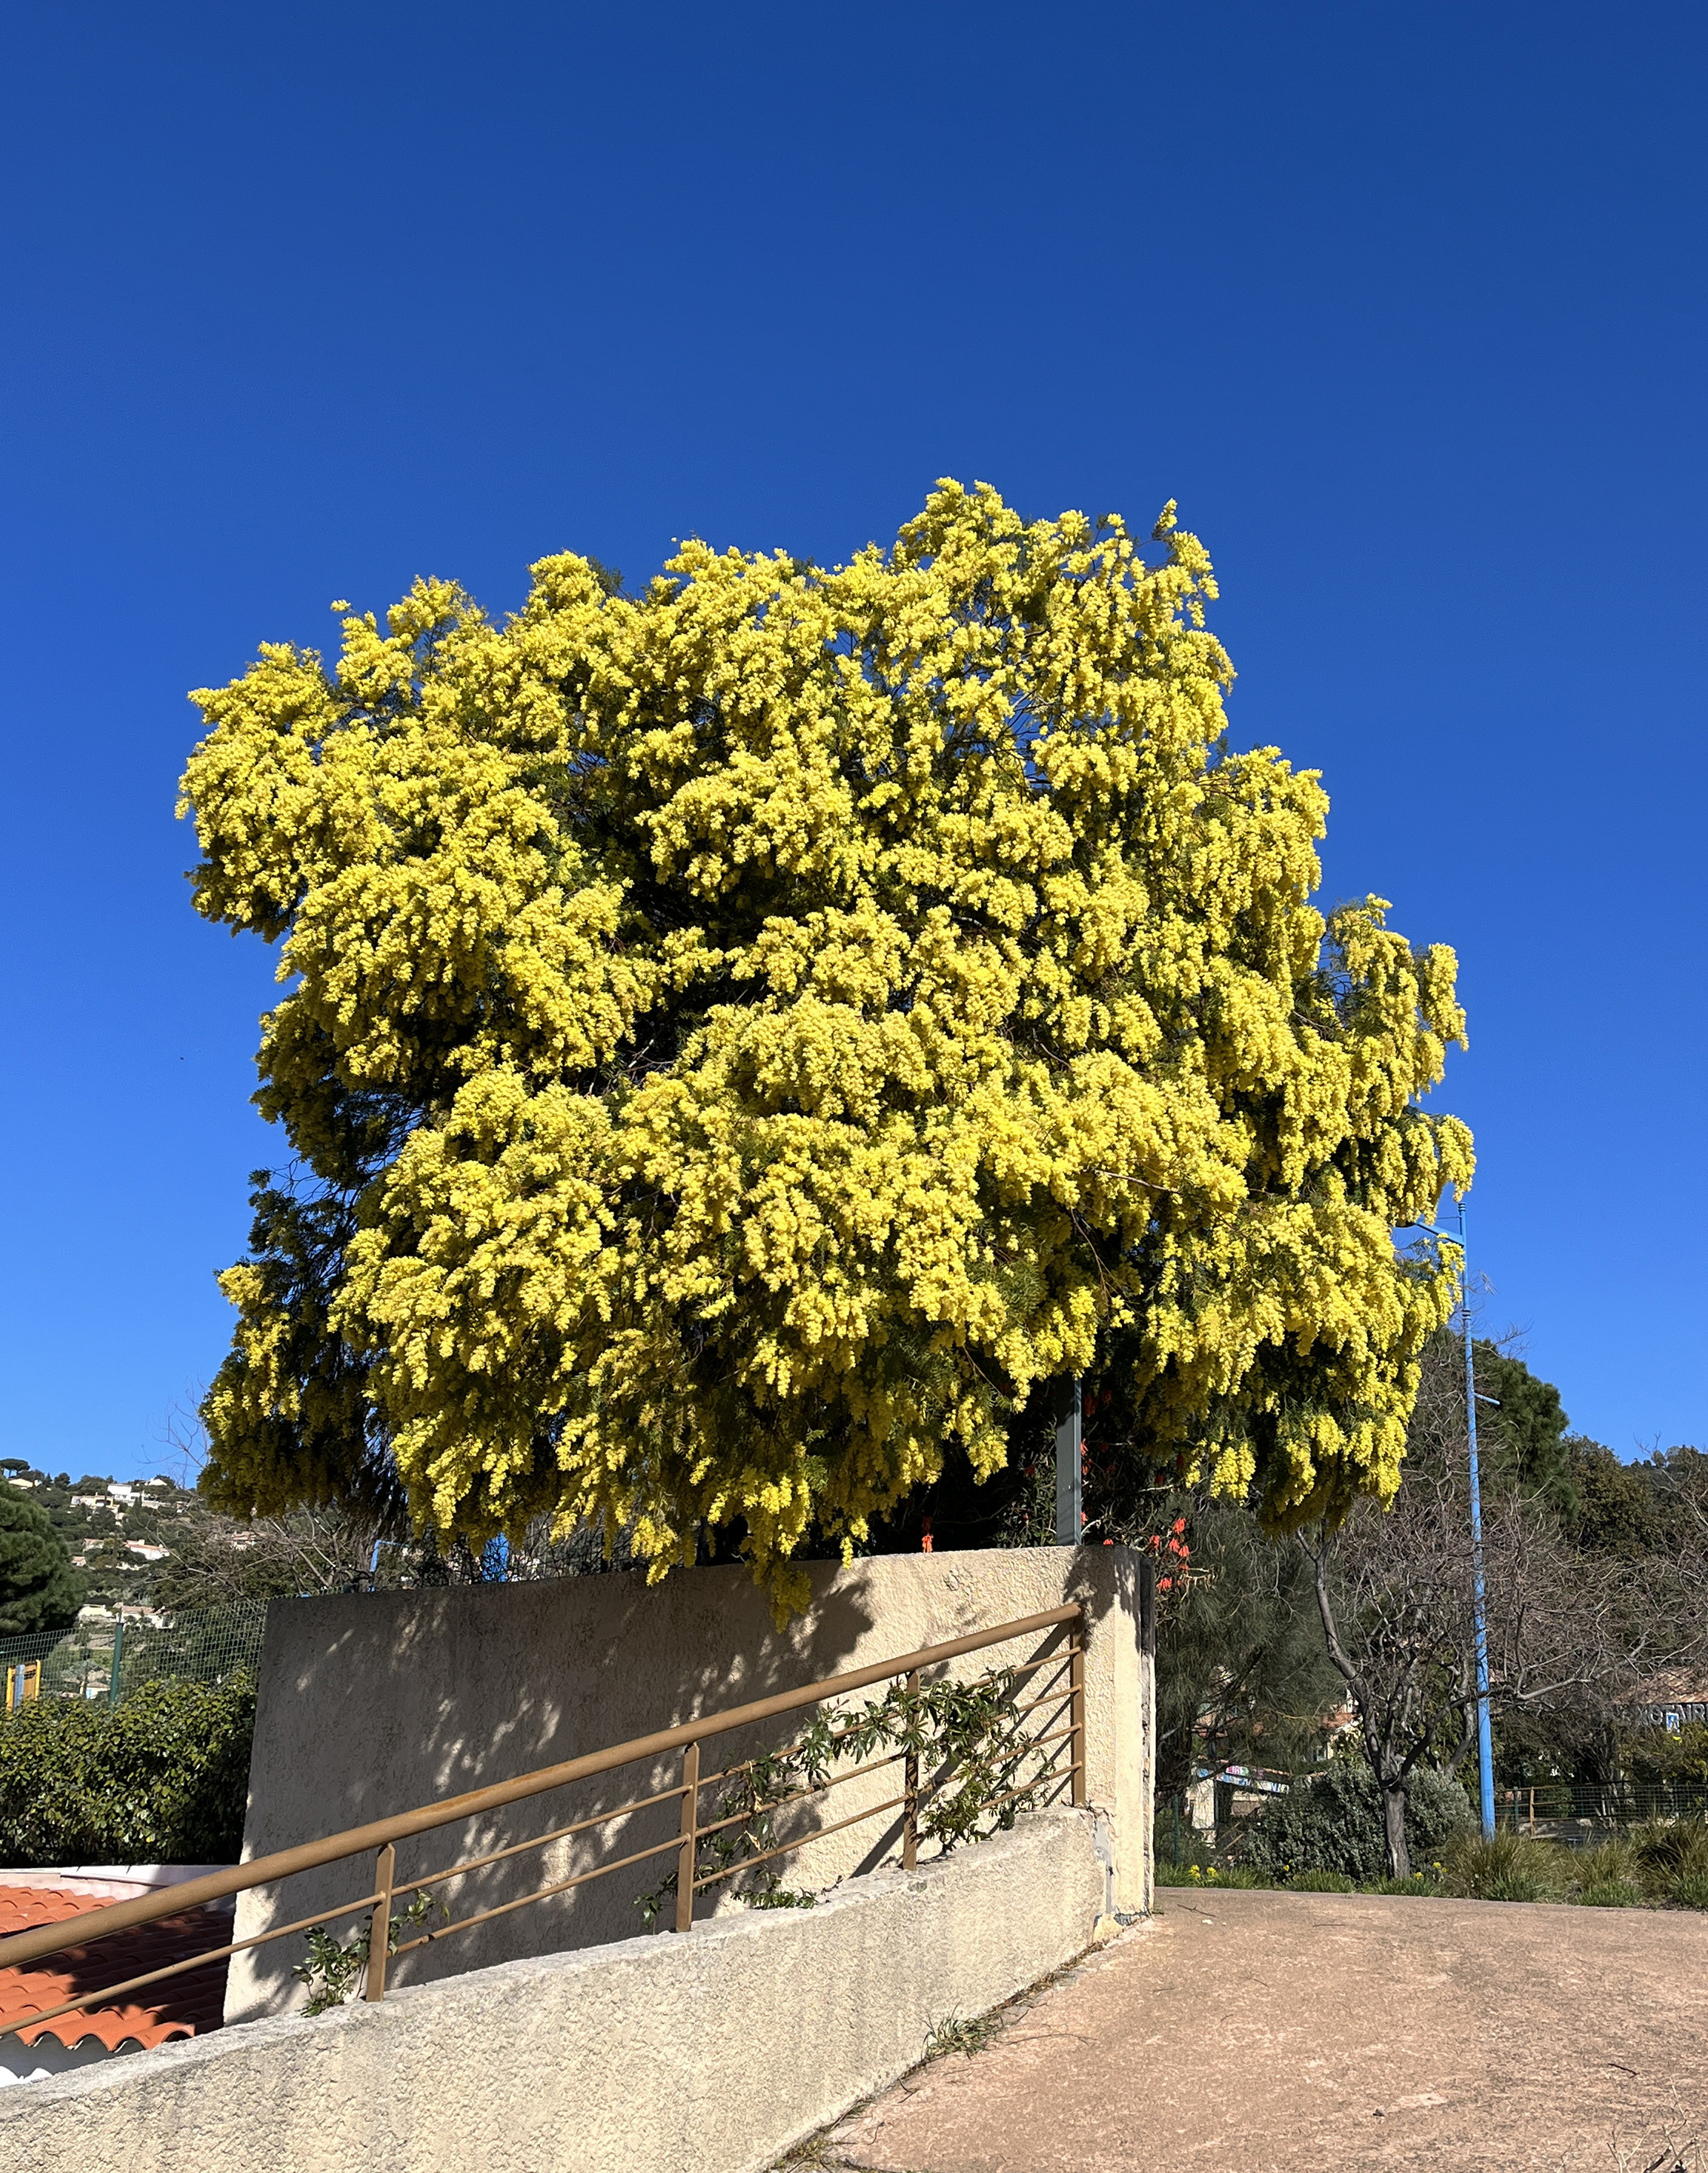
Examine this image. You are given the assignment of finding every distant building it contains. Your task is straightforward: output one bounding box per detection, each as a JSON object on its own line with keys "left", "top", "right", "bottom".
{"left": 1628, "top": 1672, "right": 1708, "bottom": 1732}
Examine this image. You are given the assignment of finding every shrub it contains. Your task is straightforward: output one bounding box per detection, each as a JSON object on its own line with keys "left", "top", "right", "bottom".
{"left": 1438, "top": 1830, "right": 1569, "bottom": 1903}
{"left": 1287, "top": 1868, "right": 1357, "bottom": 1892}
{"left": 1573, "top": 1880, "right": 1640, "bottom": 1908}
{"left": 0, "top": 1677, "right": 255, "bottom": 1866}
{"left": 1630, "top": 1819, "right": 1708, "bottom": 1905}
{"left": 1572, "top": 1837, "right": 1640, "bottom": 1894}
{"left": 1243, "top": 1752, "right": 1475, "bottom": 1885}
{"left": 1156, "top": 1822, "right": 1216, "bottom": 1874}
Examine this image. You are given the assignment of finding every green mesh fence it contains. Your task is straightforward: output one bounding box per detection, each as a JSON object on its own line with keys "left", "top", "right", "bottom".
{"left": 0, "top": 1599, "right": 270, "bottom": 1711}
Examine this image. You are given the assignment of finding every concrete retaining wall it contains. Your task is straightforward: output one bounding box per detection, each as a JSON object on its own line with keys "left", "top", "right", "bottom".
{"left": 1, "top": 1811, "right": 1106, "bottom": 2173}
{"left": 226, "top": 1546, "right": 1150, "bottom": 2022}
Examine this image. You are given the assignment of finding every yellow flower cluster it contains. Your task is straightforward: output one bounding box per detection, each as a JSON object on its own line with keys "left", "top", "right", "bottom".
{"left": 181, "top": 482, "right": 1472, "bottom": 1613}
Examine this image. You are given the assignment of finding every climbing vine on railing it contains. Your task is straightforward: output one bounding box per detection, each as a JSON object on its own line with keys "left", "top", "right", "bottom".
{"left": 636, "top": 1662, "right": 1060, "bottom": 1930}
{"left": 293, "top": 1890, "right": 447, "bottom": 2016}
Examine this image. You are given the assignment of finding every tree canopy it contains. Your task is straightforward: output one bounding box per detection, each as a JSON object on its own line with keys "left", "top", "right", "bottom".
{"left": 181, "top": 482, "right": 1472, "bottom": 1611}
{"left": 1471, "top": 1336, "right": 1576, "bottom": 1515}
{"left": 0, "top": 1491, "right": 85, "bottom": 1636}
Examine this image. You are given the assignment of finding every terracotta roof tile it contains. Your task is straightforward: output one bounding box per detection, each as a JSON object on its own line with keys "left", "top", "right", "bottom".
{"left": 0, "top": 1885, "right": 231, "bottom": 2052}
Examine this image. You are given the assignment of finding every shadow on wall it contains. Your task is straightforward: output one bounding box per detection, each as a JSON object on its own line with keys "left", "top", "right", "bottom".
{"left": 224, "top": 1546, "right": 1137, "bottom": 2023}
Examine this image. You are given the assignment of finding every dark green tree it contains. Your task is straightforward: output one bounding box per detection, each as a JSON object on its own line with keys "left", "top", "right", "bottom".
{"left": 1566, "top": 1439, "right": 1661, "bottom": 1560}
{"left": 1150, "top": 1492, "right": 1342, "bottom": 1802}
{"left": 1466, "top": 1337, "right": 1577, "bottom": 1515}
{"left": 0, "top": 1491, "right": 85, "bottom": 1635}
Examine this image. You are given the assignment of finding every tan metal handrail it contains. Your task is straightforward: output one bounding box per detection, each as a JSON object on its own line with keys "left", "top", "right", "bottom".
{"left": 0, "top": 1601, "right": 1086, "bottom": 2028}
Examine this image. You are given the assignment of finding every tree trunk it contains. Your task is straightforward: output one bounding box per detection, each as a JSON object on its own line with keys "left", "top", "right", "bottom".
{"left": 1380, "top": 1775, "right": 1410, "bottom": 1880}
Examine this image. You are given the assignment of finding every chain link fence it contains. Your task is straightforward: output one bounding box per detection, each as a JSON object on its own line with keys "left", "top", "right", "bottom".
{"left": 0, "top": 1600, "right": 269, "bottom": 1713}
{"left": 1153, "top": 1779, "right": 1708, "bottom": 1869}
{"left": 1501, "top": 1781, "right": 1708, "bottom": 1830}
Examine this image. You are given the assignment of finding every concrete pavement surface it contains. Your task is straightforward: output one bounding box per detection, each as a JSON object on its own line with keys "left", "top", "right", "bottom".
{"left": 815, "top": 1886, "right": 1708, "bottom": 2171}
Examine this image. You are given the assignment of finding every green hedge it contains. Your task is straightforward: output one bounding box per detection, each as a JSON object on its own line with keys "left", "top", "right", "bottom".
{"left": 0, "top": 1677, "right": 256, "bottom": 1866}
{"left": 1243, "top": 1748, "right": 1473, "bottom": 1884}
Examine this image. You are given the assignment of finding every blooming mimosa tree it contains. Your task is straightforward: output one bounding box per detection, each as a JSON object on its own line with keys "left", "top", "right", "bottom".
{"left": 180, "top": 483, "right": 1471, "bottom": 1613}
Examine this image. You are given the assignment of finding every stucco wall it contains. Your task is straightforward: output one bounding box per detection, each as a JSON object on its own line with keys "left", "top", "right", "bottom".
{"left": 3, "top": 1811, "right": 1106, "bottom": 2173}
{"left": 226, "top": 1546, "right": 1149, "bottom": 2022}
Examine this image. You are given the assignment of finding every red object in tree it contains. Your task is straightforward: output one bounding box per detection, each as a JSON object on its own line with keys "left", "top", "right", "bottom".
{"left": 921, "top": 1517, "right": 933, "bottom": 1555}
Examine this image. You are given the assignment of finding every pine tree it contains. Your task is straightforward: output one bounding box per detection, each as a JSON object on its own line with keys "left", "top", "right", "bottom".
{"left": 0, "top": 1491, "right": 85, "bottom": 1636}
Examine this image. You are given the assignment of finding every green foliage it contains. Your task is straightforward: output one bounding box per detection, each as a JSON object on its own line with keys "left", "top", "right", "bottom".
{"left": 1243, "top": 1750, "right": 1474, "bottom": 1885}
{"left": 1437, "top": 1830, "right": 1570, "bottom": 1902}
{"left": 0, "top": 1490, "right": 84, "bottom": 1635}
{"left": 1566, "top": 1834, "right": 1642, "bottom": 1909}
{"left": 1286, "top": 1867, "right": 1357, "bottom": 1891}
{"left": 1156, "top": 1861, "right": 1273, "bottom": 1889}
{"left": 1566, "top": 1439, "right": 1662, "bottom": 1560}
{"left": 1630, "top": 1818, "right": 1708, "bottom": 1905}
{"left": 1575, "top": 1836, "right": 1640, "bottom": 1890}
{"left": 1618, "top": 1723, "right": 1708, "bottom": 1788}
{"left": 292, "top": 1889, "right": 444, "bottom": 2016}
{"left": 1136, "top": 1493, "right": 1342, "bottom": 1802}
{"left": 0, "top": 1470, "right": 209, "bottom": 1613}
{"left": 636, "top": 1663, "right": 1053, "bottom": 1927}
{"left": 1470, "top": 1338, "right": 1576, "bottom": 1516}
{"left": 1574, "top": 1880, "right": 1642, "bottom": 1907}
{"left": 0, "top": 1677, "right": 256, "bottom": 1865}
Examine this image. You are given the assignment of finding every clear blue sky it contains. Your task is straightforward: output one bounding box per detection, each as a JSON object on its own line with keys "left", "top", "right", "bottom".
{"left": 2, "top": 4, "right": 1702, "bottom": 1482}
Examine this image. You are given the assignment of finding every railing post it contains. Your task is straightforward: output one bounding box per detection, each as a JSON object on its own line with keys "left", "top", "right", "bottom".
{"left": 1070, "top": 1619, "right": 1087, "bottom": 1808}
{"left": 675, "top": 1740, "right": 700, "bottom": 1933}
{"left": 902, "top": 1667, "right": 920, "bottom": 1871}
{"left": 364, "top": 1842, "right": 395, "bottom": 2001}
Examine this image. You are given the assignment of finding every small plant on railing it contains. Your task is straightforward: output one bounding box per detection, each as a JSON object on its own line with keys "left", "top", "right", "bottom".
{"left": 636, "top": 1662, "right": 1057, "bottom": 1929}
{"left": 293, "top": 1889, "right": 446, "bottom": 2016}
{"left": 636, "top": 1744, "right": 821, "bottom": 1929}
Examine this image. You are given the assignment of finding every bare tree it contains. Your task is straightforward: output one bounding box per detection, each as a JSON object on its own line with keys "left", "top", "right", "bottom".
{"left": 1306, "top": 1335, "right": 1679, "bottom": 1878}
{"left": 150, "top": 1503, "right": 401, "bottom": 1607}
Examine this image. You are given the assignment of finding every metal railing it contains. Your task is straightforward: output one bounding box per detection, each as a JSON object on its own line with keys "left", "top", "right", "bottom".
{"left": 0, "top": 1603, "right": 1086, "bottom": 2031}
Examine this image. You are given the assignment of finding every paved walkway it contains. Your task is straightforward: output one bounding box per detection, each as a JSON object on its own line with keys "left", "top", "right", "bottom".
{"left": 818, "top": 1888, "right": 1708, "bottom": 2172}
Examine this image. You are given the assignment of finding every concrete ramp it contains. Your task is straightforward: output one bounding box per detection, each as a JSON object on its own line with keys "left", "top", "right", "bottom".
{"left": 0, "top": 1811, "right": 1104, "bottom": 2173}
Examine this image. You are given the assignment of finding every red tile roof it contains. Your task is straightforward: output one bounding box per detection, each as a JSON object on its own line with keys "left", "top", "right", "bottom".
{"left": 0, "top": 1884, "right": 230, "bottom": 2052}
